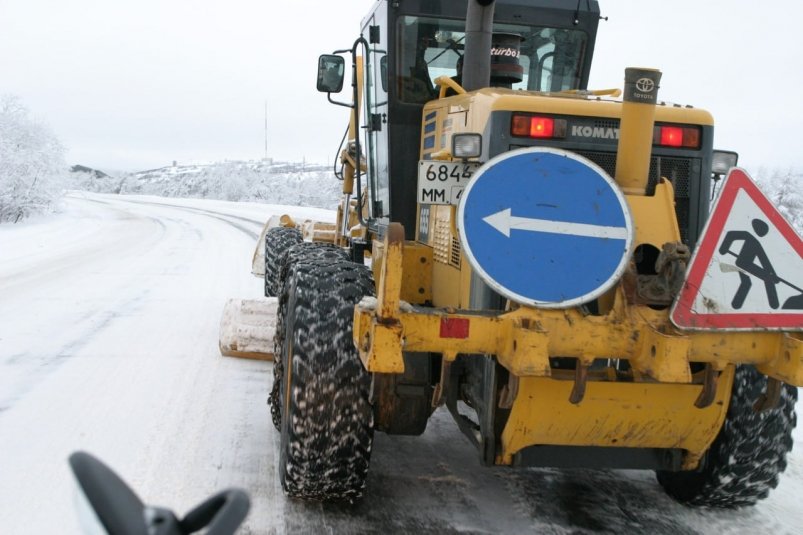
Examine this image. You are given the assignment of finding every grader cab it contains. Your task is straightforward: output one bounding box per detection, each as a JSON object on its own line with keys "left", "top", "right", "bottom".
{"left": 254, "top": 0, "right": 802, "bottom": 506}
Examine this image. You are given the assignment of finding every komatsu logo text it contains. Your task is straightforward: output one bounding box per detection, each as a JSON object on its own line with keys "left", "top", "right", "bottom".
{"left": 571, "top": 126, "right": 620, "bottom": 140}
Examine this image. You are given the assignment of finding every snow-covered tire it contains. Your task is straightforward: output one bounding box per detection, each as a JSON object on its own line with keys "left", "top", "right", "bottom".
{"left": 278, "top": 260, "right": 375, "bottom": 502}
{"left": 656, "top": 365, "right": 797, "bottom": 507}
{"left": 268, "top": 242, "right": 349, "bottom": 430}
{"left": 264, "top": 227, "right": 302, "bottom": 297}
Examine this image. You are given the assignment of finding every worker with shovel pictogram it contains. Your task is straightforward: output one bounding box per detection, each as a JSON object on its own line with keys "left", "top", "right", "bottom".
{"left": 719, "top": 218, "right": 803, "bottom": 310}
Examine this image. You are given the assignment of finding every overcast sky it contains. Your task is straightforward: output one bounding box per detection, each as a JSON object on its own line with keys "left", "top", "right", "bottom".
{"left": 1, "top": 0, "right": 801, "bottom": 172}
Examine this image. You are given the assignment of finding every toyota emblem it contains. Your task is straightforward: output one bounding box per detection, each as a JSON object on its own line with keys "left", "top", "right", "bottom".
{"left": 635, "top": 77, "right": 655, "bottom": 93}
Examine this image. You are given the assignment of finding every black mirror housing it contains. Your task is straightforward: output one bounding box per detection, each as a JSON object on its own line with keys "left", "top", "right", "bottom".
{"left": 317, "top": 55, "right": 345, "bottom": 93}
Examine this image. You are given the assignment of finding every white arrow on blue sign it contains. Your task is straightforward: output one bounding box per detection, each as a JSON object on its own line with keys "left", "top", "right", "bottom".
{"left": 457, "top": 147, "right": 634, "bottom": 308}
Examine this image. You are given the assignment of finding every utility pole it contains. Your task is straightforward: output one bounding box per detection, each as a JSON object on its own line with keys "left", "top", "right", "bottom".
{"left": 264, "top": 100, "right": 268, "bottom": 161}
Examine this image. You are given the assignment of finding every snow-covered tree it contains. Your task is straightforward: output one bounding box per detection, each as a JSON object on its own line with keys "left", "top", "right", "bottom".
{"left": 755, "top": 167, "right": 802, "bottom": 233}
{"left": 0, "top": 96, "right": 66, "bottom": 222}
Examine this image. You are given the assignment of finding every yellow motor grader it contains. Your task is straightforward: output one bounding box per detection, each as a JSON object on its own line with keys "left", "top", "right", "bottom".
{"left": 234, "top": 0, "right": 803, "bottom": 506}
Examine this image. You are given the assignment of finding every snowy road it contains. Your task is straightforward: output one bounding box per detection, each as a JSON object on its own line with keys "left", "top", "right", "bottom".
{"left": 0, "top": 193, "right": 800, "bottom": 534}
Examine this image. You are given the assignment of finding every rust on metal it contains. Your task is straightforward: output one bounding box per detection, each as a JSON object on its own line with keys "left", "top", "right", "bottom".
{"left": 569, "top": 362, "right": 589, "bottom": 404}
{"left": 376, "top": 223, "right": 405, "bottom": 322}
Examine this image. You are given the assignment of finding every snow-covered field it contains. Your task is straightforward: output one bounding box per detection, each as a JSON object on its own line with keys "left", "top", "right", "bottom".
{"left": 0, "top": 192, "right": 800, "bottom": 534}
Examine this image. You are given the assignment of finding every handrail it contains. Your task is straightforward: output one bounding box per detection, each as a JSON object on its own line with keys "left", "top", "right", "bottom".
{"left": 434, "top": 75, "right": 467, "bottom": 98}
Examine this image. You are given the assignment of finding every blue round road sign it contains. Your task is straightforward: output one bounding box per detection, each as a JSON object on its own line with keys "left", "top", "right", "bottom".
{"left": 457, "top": 148, "right": 634, "bottom": 308}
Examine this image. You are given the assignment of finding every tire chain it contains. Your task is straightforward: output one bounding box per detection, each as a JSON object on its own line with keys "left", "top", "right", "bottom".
{"left": 656, "top": 365, "right": 797, "bottom": 507}
{"left": 268, "top": 242, "right": 350, "bottom": 430}
{"left": 264, "top": 227, "right": 303, "bottom": 297}
{"left": 279, "top": 260, "right": 375, "bottom": 502}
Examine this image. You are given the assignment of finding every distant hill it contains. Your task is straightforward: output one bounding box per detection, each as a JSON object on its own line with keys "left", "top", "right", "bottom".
{"left": 68, "top": 159, "right": 343, "bottom": 210}
{"left": 69, "top": 164, "right": 109, "bottom": 178}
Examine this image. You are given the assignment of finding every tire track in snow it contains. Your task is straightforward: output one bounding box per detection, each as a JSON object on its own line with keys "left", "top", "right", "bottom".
{"left": 0, "top": 193, "right": 256, "bottom": 416}
{"left": 104, "top": 197, "right": 263, "bottom": 240}
{"left": 0, "top": 199, "right": 167, "bottom": 296}
{"left": 0, "top": 291, "right": 149, "bottom": 413}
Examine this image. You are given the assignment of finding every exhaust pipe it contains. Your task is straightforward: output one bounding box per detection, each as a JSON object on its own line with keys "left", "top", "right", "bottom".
{"left": 462, "top": 0, "right": 495, "bottom": 91}
{"left": 614, "top": 67, "right": 662, "bottom": 195}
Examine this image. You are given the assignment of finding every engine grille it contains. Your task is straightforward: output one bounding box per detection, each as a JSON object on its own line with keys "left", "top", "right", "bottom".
{"left": 432, "top": 213, "right": 461, "bottom": 268}
{"left": 592, "top": 119, "right": 619, "bottom": 130}
{"left": 576, "top": 151, "right": 695, "bottom": 243}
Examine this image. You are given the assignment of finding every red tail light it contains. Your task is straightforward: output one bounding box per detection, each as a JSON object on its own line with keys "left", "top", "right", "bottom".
{"left": 511, "top": 114, "right": 566, "bottom": 139}
{"left": 660, "top": 126, "right": 683, "bottom": 146}
{"left": 654, "top": 125, "right": 700, "bottom": 148}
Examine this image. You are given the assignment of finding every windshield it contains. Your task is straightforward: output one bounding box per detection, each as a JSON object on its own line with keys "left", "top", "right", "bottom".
{"left": 398, "top": 16, "right": 588, "bottom": 103}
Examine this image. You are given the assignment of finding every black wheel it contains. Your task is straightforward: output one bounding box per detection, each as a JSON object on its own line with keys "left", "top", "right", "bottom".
{"left": 656, "top": 365, "right": 797, "bottom": 507}
{"left": 268, "top": 242, "right": 349, "bottom": 430}
{"left": 264, "top": 227, "right": 302, "bottom": 297}
{"left": 278, "top": 260, "right": 375, "bottom": 502}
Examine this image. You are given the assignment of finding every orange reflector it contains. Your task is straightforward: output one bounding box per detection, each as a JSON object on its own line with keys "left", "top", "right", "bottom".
{"left": 440, "top": 317, "right": 470, "bottom": 339}
{"left": 511, "top": 115, "right": 531, "bottom": 136}
{"left": 682, "top": 127, "right": 700, "bottom": 148}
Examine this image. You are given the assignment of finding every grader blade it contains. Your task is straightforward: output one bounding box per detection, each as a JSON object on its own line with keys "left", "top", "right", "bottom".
{"left": 251, "top": 215, "right": 285, "bottom": 278}
{"left": 218, "top": 297, "right": 277, "bottom": 360}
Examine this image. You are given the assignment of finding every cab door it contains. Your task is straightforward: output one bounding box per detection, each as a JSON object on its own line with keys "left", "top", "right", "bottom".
{"left": 362, "top": 7, "right": 390, "bottom": 222}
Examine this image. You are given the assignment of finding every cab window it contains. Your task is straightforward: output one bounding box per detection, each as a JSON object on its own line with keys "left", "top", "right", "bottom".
{"left": 397, "top": 16, "right": 588, "bottom": 103}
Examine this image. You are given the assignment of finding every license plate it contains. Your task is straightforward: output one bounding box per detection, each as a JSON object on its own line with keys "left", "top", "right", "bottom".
{"left": 417, "top": 161, "right": 481, "bottom": 205}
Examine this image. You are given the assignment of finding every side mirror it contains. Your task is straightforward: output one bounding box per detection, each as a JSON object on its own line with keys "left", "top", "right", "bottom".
{"left": 69, "top": 451, "right": 250, "bottom": 535}
{"left": 712, "top": 150, "right": 739, "bottom": 179}
{"left": 69, "top": 451, "right": 150, "bottom": 534}
{"left": 317, "top": 55, "right": 345, "bottom": 93}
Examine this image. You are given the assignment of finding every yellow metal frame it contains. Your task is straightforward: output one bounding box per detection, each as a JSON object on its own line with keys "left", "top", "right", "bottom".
{"left": 353, "top": 227, "right": 803, "bottom": 466}
{"left": 500, "top": 367, "right": 735, "bottom": 467}
{"left": 354, "top": 242, "right": 803, "bottom": 384}
{"left": 357, "top": 184, "right": 803, "bottom": 386}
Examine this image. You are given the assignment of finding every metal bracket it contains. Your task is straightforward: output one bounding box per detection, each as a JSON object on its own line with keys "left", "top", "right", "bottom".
{"left": 569, "top": 362, "right": 589, "bottom": 404}
{"left": 369, "top": 25, "right": 380, "bottom": 44}
{"left": 376, "top": 223, "right": 404, "bottom": 321}
{"left": 368, "top": 113, "right": 384, "bottom": 132}
{"left": 498, "top": 373, "right": 520, "bottom": 409}
{"left": 753, "top": 377, "right": 783, "bottom": 412}
{"left": 694, "top": 364, "right": 719, "bottom": 409}
{"left": 636, "top": 241, "right": 690, "bottom": 304}
{"left": 431, "top": 358, "right": 452, "bottom": 408}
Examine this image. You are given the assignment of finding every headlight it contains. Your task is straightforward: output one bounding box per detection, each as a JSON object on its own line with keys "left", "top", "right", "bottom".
{"left": 452, "top": 133, "right": 482, "bottom": 159}
{"left": 712, "top": 150, "right": 739, "bottom": 177}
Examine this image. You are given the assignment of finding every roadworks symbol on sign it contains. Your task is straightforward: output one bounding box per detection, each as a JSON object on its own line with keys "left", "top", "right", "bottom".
{"left": 670, "top": 168, "right": 803, "bottom": 331}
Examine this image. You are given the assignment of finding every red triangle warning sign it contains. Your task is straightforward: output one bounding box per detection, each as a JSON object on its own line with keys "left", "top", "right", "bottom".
{"left": 671, "top": 168, "right": 803, "bottom": 331}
